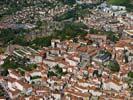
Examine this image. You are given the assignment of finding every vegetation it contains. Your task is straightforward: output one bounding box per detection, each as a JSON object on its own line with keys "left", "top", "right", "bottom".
{"left": 0, "top": 1, "right": 51, "bottom": 20}
{"left": 54, "top": 5, "right": 92, "bottom": 21}
{"left": 0, "top": 48, "right": 5, "bottom": 54}
{"left": 54, "top": 22, "right": 88, "bottom": 40}
{"left": 0, "top": 0, "right": 36, "bottom": 17}
{"left": 93, "top": 70, "right": 102, "bottom": 77}
{"left": 90, "top": 28, "right": 120, "bottom": 42}
{"left": 0, "top": 91, "right": 4, "bottom": 96}
{"left": 107, "top": 60, "right": 120, "bottom": 72}
{"left": 2, "top": 56, "right": 19, "bottom": 69}
{"left": 47, "top": 65, "right": 67, "bottom": 78}
{"left": 1, "top": 56, "right": 37, "bottom": 73}
{"left": 99, "top": 50, "right": 112, "bottom": 57}
{"left": 18, "top": 68, "right": 25, "bottom": 76}
{"left": 128, "top": 71, "right": 133, "bottom": 78}
{"left": 0, "top": 0, "right": 76, "bottom": 19}
{"left": 31, "top": 36, "right": 52, "bottom": 48}
{"left": 30, "top": 76, "right": 41, "bottom": 80}
{"left": 30, "top": 22, "right": 88, "bottom": 48}
{"left": 107, "top": 0, "right": 130, "bottom": 5}
{"left": 59, "top": 0, "right": 76, "bottom": 6}
{"left": 54, "top": 9, "right": 76, "bottom": 21}
{"left": 1, "top": 69, "right": 9, "bottom": 76}
{"left": 0, "top": 28, "right": 29, "bottom": 46}
{"left": 47, "top": 71, "right": 57, "bottom": 77}
{"left": 125, "top": 3, "right": 133, "bottom": 12}
{"left": 54, "top": 64, "right": 67, "bottom": 76}
{"left": 0, "top": 21, "right": 88, "bottom": 50}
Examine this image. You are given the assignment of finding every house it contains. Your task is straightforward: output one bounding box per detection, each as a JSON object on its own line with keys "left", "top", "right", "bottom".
{"left": 65, "top": 56, "right": 79, "bottom": 66}
{"left": 8, "top": 69, "right": 22, "bottom": 80}
{"left": 35, "top": 86, "right": 50, "bottom": 97}
{"left": 124, "top": 30, "right": 133, "bottom": 38}
{"left": 13, "top": 81, "right": 32, "bottom": 95}
{"left": 64, "top": 87, "right": 91, "bottom": 100}
{"left": 43, "top": 59, "right": 58, "bottom": 68}
{"left": 51, "top": 39, "right": 60, "bottom": 48}
{"left": 110, "top": 5, "right": 126, "bottom": 11}
{"left": 89, "top": 88, "right": 102, "bottom": 96}
{"left": 102, "top": 79, "right": 122, "bottom": 92}
{"left": 8, "top": 89, "right": 20, "bottom": 99}
{"left": 0, "top": 96, "right": 6, "bottom": 100}
{"left": 86, "top": 34, "right": 107, "bottom": 46}
{"left": 34, "top": 55, "right": 43, "bottom": 63}
{"left": 51, "top": 93, "right": 61, "bottom": 100}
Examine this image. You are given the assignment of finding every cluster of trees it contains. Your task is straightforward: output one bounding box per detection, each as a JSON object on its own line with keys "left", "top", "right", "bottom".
{"left": 47, "top": 71, "right": 56, "bottom": 78}
{"left": 99, "top": 50, "right": 112, "bottom": 57}
{"left": 90, "top": 28, "right": 120, "bottom": 42}
{"left": 107, "top": 60, "right": 120, "bottom": 72}
{"left": 1, "top": 56, "right": 37, "bottom": 76}
{"left": 47, "top": 65, "right": 67, "bottom": 78}
{"left": 58, "top": 0, "right": 76, "bottom": 6}
{"left": 0, "top": 0, "right": 34, "bottom": 16}
{"left": 54, "top": 5, "right": 92, "bottom": 21}
{"left": 55, "top": 22, "right": 88, "bottom": 40}
{"left": 0, "top": 28, "right": 29, "bottom": 46}
{"left": 128, "top": 71, "right": 133, "bottom": 78}
{"left": 0, "top": 90, "right": 4, "bottom": 97}
{"left": 0, "top": 22, "right": 88, "bottom": 49}
{"left": 93, "top": 70, "right": 102, "bottom": 77}
{"left": 30, "top": 76, "right": 41, "bottom": 80}
{"left": 31, "top": 22, "right": 88, "bottom": 48}
{"left": 0, "top": 24, "right": 119, "bottom": 51}
{"left": 31, "top": 36, "right": 52, "bottom": 48}
{"left": 54, "top": 9, "right": 77, "bottom": 21}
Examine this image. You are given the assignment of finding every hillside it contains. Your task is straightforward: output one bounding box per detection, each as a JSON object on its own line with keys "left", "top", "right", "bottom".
{"left": 107, "top": 0, "right": 130, "bottom": 5}
{"left": 107, "top": 0, "right": 133, "bottom": 12}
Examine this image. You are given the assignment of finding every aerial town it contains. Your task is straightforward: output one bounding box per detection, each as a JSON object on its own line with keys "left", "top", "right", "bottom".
{"left": 0, "top": 0, "right": 133, "bottom": 100}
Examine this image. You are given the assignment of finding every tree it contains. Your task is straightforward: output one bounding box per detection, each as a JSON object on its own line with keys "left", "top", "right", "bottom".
{"left": 55, "top": 22, "right": 87, "bottom": 40}
{"left": 47, "top": 71, "right": 56, "bottom": 77}
{"left": 107, "top": 60, "right": 120, "bottom": 72}
{"left": 2, "top": 57, "right": 18, "bottom": 69}
{"left": 55, "top": 64, "right": 65, "bottom": 76}
{"left": 128, "top": 71, "right": 133, "bottom": 78}
{"left": 89, "top": 29, "right": 119, "bottom": 42}
{"left": 1, "top": 69, "right": 9, "bottom": 76}
{"left": 106, "top": 31, "right": 119, "bottom": 43}
{"left": 59, "top": 0, "right": 76, "bottom": 6}
{"left": 31, "top": 36, "right": 52, "bottom": 47}
{"left": 0, "top": 28, "right": 28, "bottom": 46}
{"left": 93, "top": 70, "right": 102, "bottom": 77}
{"left": 89, "top": 28, "right": 99, "bottom": 34}
{"left": 13, "top": 34, "right": 28, "bottom": 46}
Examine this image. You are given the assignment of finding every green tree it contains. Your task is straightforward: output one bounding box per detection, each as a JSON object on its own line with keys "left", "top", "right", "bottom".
{"left": 47, "top": 71, "right": 56, "bottom": 77}
{"left": 1, "top": 69, "right": 9, "bottom": 76}
{"left": 2, "top": 57, "right": 18, "bottom": 69}
{"left": 0, "top": 28, "right": 28, "bottom": 46}
{"left": 31, "top": 36, "right": 52, "bottom": 47}
{"left": 128, "top": 71, "right": 133, "bottom": 78}
{"left": 107, "top": 60, "right": 120, "bottom": 72}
